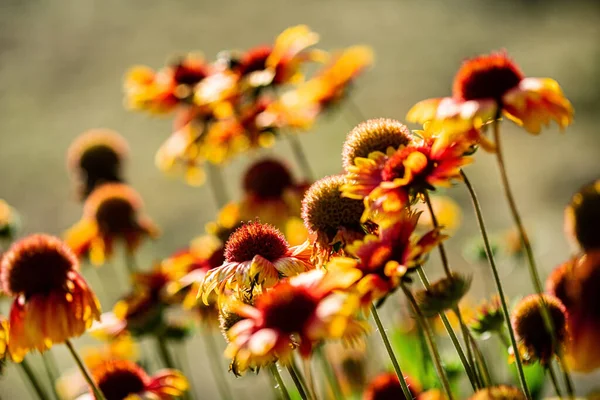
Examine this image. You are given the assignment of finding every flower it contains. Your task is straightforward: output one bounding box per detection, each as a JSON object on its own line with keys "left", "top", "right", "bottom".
{"left": 407, "top": 51, "right": 573, "bottom": 145}
{"left": 511, "top": 294, "right": 568, "bottom": 365}
{"left": 89, "top": 359, "right": 188, "bottom": 400}
{"left": 0, "top": 316, "right": 9, "bottom": 374}
{"left": 302, "top": 175, "right": 372, "bottom": 265}
{"left": 329, "top": 209, "right": 445, "bottom": 307}
{"left": 468, "top": 385, "right": 526, "bottom": 400}
{"left": 224, "top": 268, "right": 365, "bottom": 375}
{"left": 0, "top": 234, "right": 101, "bottom": 361}
{"left": 0, "top": 199, "right": 20, "bottom": 243}
{"left": 414, "top": 272, "right": 472, "bottom": 317}
{"left": 200, "top": 222, "right": 313, "bottom": 303}
{"left": 82, "top": 333, "right": 139, "bottom": 370}
{"left": 419, "top": 390, "right": 448, "bottom": 400}
{"left": 362, "top": 372, "right": 421, "bottom": 400}
{"left": 65, "top": 183, "right": 159, "bottom": 265}
{"left": 564, "top": 179, "right": 600, "bottom": 252}
{"left": 343, "top": 135, "right": 471, "bottom": 223}
{"left": 342, "top": 118, "right": 413, "bottom": 171}
{"left": 547, "top": 252, "right": 600, "bottom": 372}
{"left": 67, "top": 129, "right": 129, "bottom": 199}
{"left": 469, "top": 296, "right": 505, "bottom": 338}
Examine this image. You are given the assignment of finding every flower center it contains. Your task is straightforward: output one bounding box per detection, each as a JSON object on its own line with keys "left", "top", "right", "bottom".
{"left": 302, "top": 175, "right": 365, "bottom": 239}
{"left": 94, "top": 361, "right": 148, "bottom": 400}
{"left": 342, "top": 118, "right": 413, "bottom": 170}
{"left": 225, "top": 222, "right": 289, "bottom": 263}
{"left": 243, "top": 159, "right": 293, "bottom": 199}
{"left": 452, "top": 52, "right": 524, "bottom": 102}
{"left": 380, "top": 147, "right": 431, "bottom": 188}
{"left": 1, "top": 234, "right": 76, "bottom": 297}
{"left": 173, "top": 60, "right": 209, "bottom": 86}
{"left": 237, "top": 46, "right": 272, "bottom": 76}
{"left": 95, "top": 197, "right": 137, "bottom": 234}
{"left": 260, "top": 284, "right": 318, "bottom": 334}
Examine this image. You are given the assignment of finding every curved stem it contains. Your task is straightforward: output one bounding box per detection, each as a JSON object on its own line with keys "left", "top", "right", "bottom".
{"left": 270, "top": 364, "right": 291, "bottom": 400}
{"left": 547, "top": 364, "right": 563, "bottom": 399}
{"left": 402, "top": 284, "right": 454, "bottom": 400}
{"left": 19, "top": 358, "right": 50, "bottom": 400}
{"left": 206, "top": 163, "right": 229, "bottom": 209}
{"left": 41, "top": 351, "right": 61, "bottom": 400}
{"left": 417, "top": 268, "right": 478, "bottom": 391}
{"left": 286, "top": 134, "right": 315, "bottom": 182}
{"left": 287, "top": 362, "right": 309, "bottom": 400}
{"left": 203, "top": 328, "right": 234, "bottom": 400}
{"left": 65, "top": 340, "right": 106, "bottom": 400}
{"left": 155, "top": 335, "right": 176, "bottom": 369}
{"left": 316, "top": 346, "right": 343, "bottom": 400}
{"left": 460, "top": 169, "right": 531, "bottom": 399}
{"left": 370, "top": 304, "right": 413, "bottom": 399}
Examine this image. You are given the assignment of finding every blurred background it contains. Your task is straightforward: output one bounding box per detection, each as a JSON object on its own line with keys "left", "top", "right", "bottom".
{"left": 1, "top": 0, "right": 599, "bottom": 398}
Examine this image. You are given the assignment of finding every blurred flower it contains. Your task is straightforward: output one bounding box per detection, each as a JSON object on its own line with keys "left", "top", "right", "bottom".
{"left": 564, "top": 179, "right": 600, "bottom": 252}
{"left": 407, "top": 51, "right": 573, "bottom": 145}
{"left": 362, "top": 372, "right": 421, "bottom": 400}
{"left": 65, "top": 183, "right": 159, "bottom": 265}
{"left": 0, "top": 199, "right": 20, "bottom": 243}
{"left": 415, "top": 272, "right": 471, "bottom": 317}
{"left": 328, "top": 209, "right": 444, "bottom": 307}
{"left": 0, "top": 316, "right": 8, "bottom": 374}
{"left": 302, "top": 175, "right": 373, "bottom": 265}
{"left": 547, "top": 252, "right": 600, "bottom": 372}
{"left": 0, "top": 234, "right": 101, "bottom": 361}
{"left": 85, "top": 359, "right": 188, "bottom": 400}
{"left": 67, "top": 129, "right": 129, "bottom": 200}
{"left": 343, "top": 134, "right": 471, "bottom": 223}
{"left": 342, "top": 118, "right": 413, "bottom": 172}
{"left": 419, "top": 390, "right": 448, "bottom": 400}
{"left": 225, "top": 268, "right": 365, "bottom": 375}
{"left": 413, "top": 195, "right": 462, "bottom": 234}
{"left": 200, "top": 222, "right": 313, "bottom": 303}
{"left": 511, "top": 294, "right": 567, "bottom": 366}
{"left": 468, "top": 385, "right": 526, "bottom": 400}
{"left": 469, "top": 296, "right": 505, "bottom": 338}
{"left": 327, "top": 344, "right": 368, "bottom": 396}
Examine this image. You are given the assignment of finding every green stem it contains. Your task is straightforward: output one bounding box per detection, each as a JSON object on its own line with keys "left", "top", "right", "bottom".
{"left": 417, "top": 267, "right": 478, "bottom": 391}
{"left": 287, "top": 363, "right": 309, "bottom": 400}
{"left": 124, "top": 250, "right": 137, "bottom": 277}
{"left": 454, "top": 307, "right": 478, "bottom": 387}
{"left": 316, "top": 346, "right": 343, "bottom": 400}
{"left": 556, "top": 349, "right": 575, "bottom": 399}
{"left": 65, "top": 340, "right": 106, "bottom": 400}
{"left": 461, "top": 169, "right": 531, "bottom": 399}
{"left": 423, "top": 191, "right": 452, "bottom": 278}
{"left": 302, "top": 358, "right": 317, "bottom": 400}
{"left": 41, "top": 351, "right": 61, "bottom": 400}
{"left": 370, "top": 304, "right": 413, "bottom": 399}
{"left": 287, "top": 134, "right": 315, "bottom": 182}
{"left": 402, "top": 284, "right": 454, "bottom": 400}
{"left": 155, "top": 335, "right": 176, "bottom": 369}
{"left": 547, "top": 364, "right": 564, "bottom": 399}
{"left": 19, "top": 358, "right": 50, "bottom": 400}
{"left": 469, "top": 333, "right": 492, "bottom": 387}
{"left": 203, "top": 328, "right": 234, "bottom": 400}
{"left": 270, "top": 364, "right": 291, "bottom": 400}
{"left": 206, "top": 163, "right": 229, "bottom": 209}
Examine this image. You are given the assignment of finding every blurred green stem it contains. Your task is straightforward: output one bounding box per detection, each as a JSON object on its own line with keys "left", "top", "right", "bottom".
{"left": 41, "top": 351, "right": 61, "bottom": 400}
{"left": 206, "top": 163, "right": 229, "bottom": 209}
{"left": 65, "top": 340, "right": 106, "bottom": 400}
{"left": 270, "top": 364, "right": 291, "bottom": 400}
{"left": 316, "top": 346, "right": 343, "bottom": 400}
{"left": 203, "top": 328, "right": 234, "bottom": 400}
{"left": 19, "top": 358, "right": 50, "bottom": 400}
{"left": 287, "top": 361, "right": 309, "bottom": 400}
{"left": 547, "top": 364, "right": 564, "bottom": 399}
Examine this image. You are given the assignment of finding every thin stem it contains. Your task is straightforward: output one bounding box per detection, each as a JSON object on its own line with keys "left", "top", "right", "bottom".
{"left": 370, "top": 304, "right": 413, "bottom": 399}
{"left": 556, "top": 350, "right": 575, "bottom": 399}
{"left": 270, "top": 364, "right": 291, "bottom": 400}
{"left": 547, "top": 364, "right": 564, "bottom": 399}
{"left": 41, "top": 351, "right": 61, "bottom": 400}
{"left": 155, "top": 335, "right": 176, "bottom": 369}
{"left": 469, "top": 334, "right": 492, "bottom": 387}
{"left": 423, "top": 191, "right": 452, "bottom": 278}
{"left": 316, "top": 346, "right": 343, "bottom": 400}
{"left": 65, "top": 340, "right": 106, "bottom": 400}
{"left": 417, "top": 268, "right": 478, "bottom": 391}
{"left": 460, "top": 169, "right": 531, "bottom": 399}
{"left": 402, "top": 284, "right": 454, "bottom": 400}
{"left": 265, "top": 368, "right": 283, "bottom": 400}
{"left": 454, "top": 307, "right": 478, "bottom": 387}
{"left": 203, "top": 328, "right": 234, "bottom": 400}
{"left": 287, "top": 363, "right": 309, "bottom": 400}
{"left": 206, "top": 163, "right": 229, "bottom": 209}
{"left": 302, "top": 358, "right": 318, "bottom": 400}
{"left": 176, "top": 343, "right": 198, "bottom": 400}
{"left": 286, "top": 134, "right": 315, "bottom": 182}
{"left": 124, "top": 250, "right": 137, "bottom": 277}
{"left": 19, "top": 358, "right": 50, "bottom": 400}
{"left": 497, "top": 330, "right": 511, "bottom": 349}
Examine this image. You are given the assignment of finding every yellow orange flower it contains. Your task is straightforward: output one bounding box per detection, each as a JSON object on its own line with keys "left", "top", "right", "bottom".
{"left": 328, "top": 209, "right": 445, "bottom": 307}
{"left": 67, "top": 129, "right": 129, "bottom": 200}
{"left": 362, "top": 372, "right": 421, "bottom": 400}
{"left": 225, "top": 268, "right": 365, "bottom": 374}
{"left": 547, "top": 251, "right": 600, "bottom": 372}
{"left": 0, "top": 199, "right": 19, "bottom": 242}
{"left": 89, "top": 359, "right": 188, "bottom": 400}
{"left": 302, "top": 175, "right": 373, "bottom": 265}
{"left": 343, "top": 135, "right": 471, "bottom": 223}
{"left": 468, "top": 385, "right": 526, "bottom": 400}
{"left": 65, "top": 183, "right": 159, "bottom": 265}
{"left": 564, "top": 179, "right": 600, "bottom": 252}
{"left": 0, "top": 234, "right": 101, "bottom": 361}
{"left": 0, "top": 316, "right": 9, "bottom": 372}
{"left": 82, "top": 333, "right": 139, "bottom": 370}
{"left": 407, "top": 51, "right": 573, "bottom": 146}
